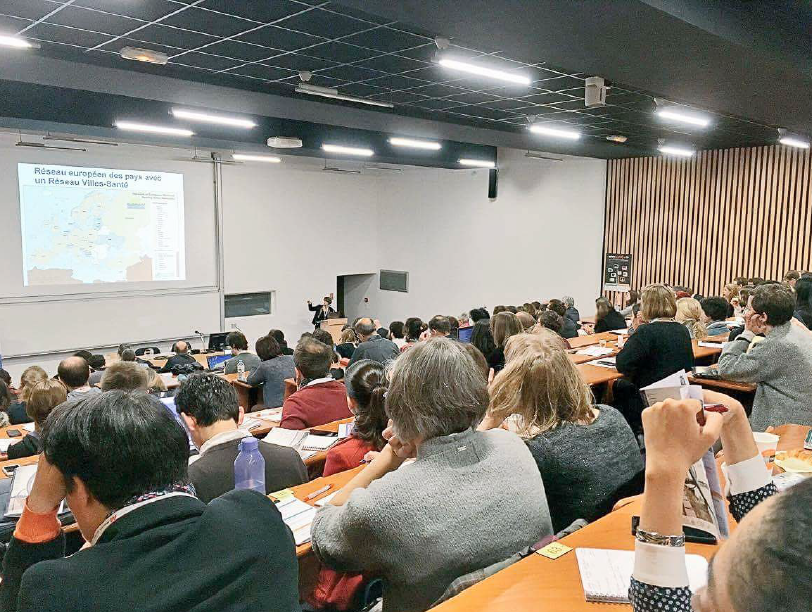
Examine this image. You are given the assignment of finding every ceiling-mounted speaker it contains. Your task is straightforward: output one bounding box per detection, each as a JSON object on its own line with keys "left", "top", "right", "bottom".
{"left": 585, "top": 76, "right": 607, "bottom": 108}
{"left": 488, "top": 168, "right": 498, "bottom": 200}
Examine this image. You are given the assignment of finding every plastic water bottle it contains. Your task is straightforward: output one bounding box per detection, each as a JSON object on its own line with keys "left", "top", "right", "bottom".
{"left": 234, "top": 437, "right": 265, "bottom": 494}
{"left": 237, "top": 359, "right": 246, "bottom": 381}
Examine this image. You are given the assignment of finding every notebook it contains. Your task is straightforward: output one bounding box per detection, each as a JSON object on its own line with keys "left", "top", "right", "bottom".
{"left": 576, "top": 548, "right": 708, "bottom": 603}
{"left": 301, "top": 434, "right": 339, "bottom": 452}
{"left": 277, "top": 497, "right": 318, "bottom": 546}
{"left": 262, "top": 428, "right": 308, "bottom": 448}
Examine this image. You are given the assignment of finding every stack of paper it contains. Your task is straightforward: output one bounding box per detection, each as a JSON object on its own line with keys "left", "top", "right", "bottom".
{"left": 277, "top": 497, "right": 318, "bottom": 545}
{"left": 639, "top": 370, "right": 702, "bottom": 406}
{"left": 577, "top": 346, "right": 616, "bottom": 357}
{"left": 0, "top": 438, "right": 20, "bottom": 453}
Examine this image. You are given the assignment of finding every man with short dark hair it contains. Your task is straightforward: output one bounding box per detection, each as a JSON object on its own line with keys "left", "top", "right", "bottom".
{"left": 700, "top": 296, "right": 731, "bottom": 335}
{"left": 281, "top": 338, "right": 350, "bottom": 430}
{"left": 349, "top": 318, "right": 399, "bottom": 366}
{"left": 222, "top": 331, "right": 261, "bottom": 375}
{"left": 176, "top": 374, "right": 306, "bottom": 503}
{"left": 428, "top": 315, "right": 451, "bottom": 338}
{"left": 719, "top": 283, "right": 812, "bottom": 429}
{"left": 0, "top": 391, "right": 300, "bottom": 612}
{"left": 100, "top": 362, "right": 149, "bottom": 392}
{"left": 159, "top": 340, "right": 197, "bottom": 373}
{"left": 87, "top": 355, "right": 107, "bottom": 387}
{"left": 57, "top": 356, "right": 101, "bottom": 404}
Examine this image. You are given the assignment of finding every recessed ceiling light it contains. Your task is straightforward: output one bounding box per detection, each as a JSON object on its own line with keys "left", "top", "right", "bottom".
{"left": 322, "top": 144, "right": 374, "bottom": 157}
{"left": 388, "top": 137, "right": 442, "bottom": 150}
{"left": 438, "top": 58, "right": 531, "bottom": 85}
{"left": 658, "top": 144, "right": 695, "bottom": 157}
{"left": 778, "top": 136, "right": 810, "bottom": 149}
{"left": 233, "top": 154, "right": 281, "bottom": 163}
{"left": 115, "top": 121, "right": 194, "bottom": 137}
{"left": 171, "top": 109, "right": 256, "bottom": 128}
{"left": 459, "top": 158, "right": 496, "bottom": 168}
{"left": 0, "top": 35, "right": 34, "bottom": 49}
{"left": 120, "top": 46, "right": 168, "bottom": 65}
{"left": 529, "top": 125, "right": 581, "bottom": 140}
{"left": 606, "top": 135, "right": 628, "bottom": 143}
{"left": 656, "top": 108, "right": 711, "bottom": 128}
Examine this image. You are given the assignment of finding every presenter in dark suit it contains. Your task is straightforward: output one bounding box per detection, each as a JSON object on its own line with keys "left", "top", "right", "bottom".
{"left": 308, "top": 293, "right": 335, "bottom": 329}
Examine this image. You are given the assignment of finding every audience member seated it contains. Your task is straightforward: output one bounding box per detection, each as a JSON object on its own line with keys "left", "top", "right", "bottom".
{"left": 0, "top": 390, "right": 300, "bottom": 612}
{"left": 246, "top": 335, "right": 295, "bottom": 408}
{"left": 324, "top": 360, "right": 388, "bottom": 476}
{"left": 548, "top": 299, "right": 578, "bottom": 339}
{"left": 700, "top": 296, "right": 732, "bottom": 335}
{"left": 400, "top": 317, "right": 424, "bottom": 352}
{"left": 72, "top": 350, "right": 92, "bottom": 363}
{"left": 619, "top": 289, "right": 640, "bottom": 317}
{"left": 311, "top": 339, "right": 552, "bottom": 612}
{"left": 562, "top": 296, "right": 580, "bottom": 326}
{"left": 120, "top": 348, "right": 137, "bottom": 362}
{"left": 313, "top": 328, "right": 346, "bottom": 381}
{"left": 145, "top": 368, "right": 168, "bottom": 396}
{"left": 349, "top": 318, "right": 399, "bottom": 366}
{"left": 615, "top": 285, "right": 694, "bottom": 433}
{"left": 783, "top": 269, "right": 801, "bottom": 288}
{"left": 482, "top": 331, "right": 643, "bottom": 532}
{"left": 281, "top": 337, "right": 351, "bottom": 430}
{"left": 222, "top": 331, "right": 261, "bottom": 375}
{"left": 388, "top": 321, "right": 406, "bottom": 349}
{"left": 269, "top": 328, "right": 294, "bottom": 355}
{"left": 718, "top": 283, "right": 812, "bottom": 429}
{"left": 87, "top": 354, "right": 107, "bottom": 387}
{"left": 723, "top": 282, "right": 740, "bottom": 317}
{"left": 537, "top": 311, "right": 571, "bottom": 348}
{"left": 336, "top": 328, "right": 358, "bottom": 360}
{"left": 675, "top": 297, "right": 708, "bottom": 339}
{"left": 593, "top": 297, "right": 627, "bottom": 332}
{"left": 58, "top": 356, "right": 102, "bottom": 405}
{"left": 627, "top": 303, "right": 643, "bottom": 334}
{"left": 428, "top": 315, "right": 452, "bottom": 339}
{"left": 0, "top": 381, "right": 13, "bottom": 427}
{"left": 176, "top": 374, "right": 307, "bottom": 503}
{"left": 100, "top": 361, "right": 150, "bottom": 392}
{"left": 9, "top": 366, "right": 47, "bottom": 425}
{"left": 0, "top": 369, "right": 12, "bottom": 394}
{"left": 516, "top": 310, "right": 536, "bottom": 331}
{"left": 793, "top": 275, "right": 812, "bottom": 329}
{"left": 6, "top": 380, "right": 66, "bottom": 461}
{"left": 469, "top": 307, "right": 490, "bottom": 323}
{"left": 158, "top": 341, "right": 197, "bottom": 373}
{"left": 629, "top": 392, "right": 812, "bottom": 612}
{"left": 448, "top": 316, "right": 460, "bottom": 340}
{"left": 488, "top": 311, "right": 523, "bottom": 373}
{"left": 471, "top": 318, "right": 496, "bottom": 364}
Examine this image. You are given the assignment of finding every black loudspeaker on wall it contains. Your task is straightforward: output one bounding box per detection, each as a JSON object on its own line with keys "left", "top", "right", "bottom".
{"left": 488, "top": 168, "right": 498, "bottom": 200}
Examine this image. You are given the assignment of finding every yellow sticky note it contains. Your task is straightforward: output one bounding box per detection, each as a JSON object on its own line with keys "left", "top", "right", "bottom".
{"left": 536, "top": 542, "right": 573, "bottom": 560}
{"left": 269, "top": 488, "right": 295, "bottom": 503}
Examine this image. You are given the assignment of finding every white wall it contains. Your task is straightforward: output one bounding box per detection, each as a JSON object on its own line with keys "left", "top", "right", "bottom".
{"left": 370, "top": 148, "right": 606, "bottom": 323}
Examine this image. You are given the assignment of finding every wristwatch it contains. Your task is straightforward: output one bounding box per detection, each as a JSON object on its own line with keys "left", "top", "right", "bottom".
{"left": 635, "top": 528, "right": 685, "bottom": 548}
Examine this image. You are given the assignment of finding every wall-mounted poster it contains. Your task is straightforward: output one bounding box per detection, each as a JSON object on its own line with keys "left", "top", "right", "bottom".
{"left": 604, "top": 253, "right": 632, "bottom": 292}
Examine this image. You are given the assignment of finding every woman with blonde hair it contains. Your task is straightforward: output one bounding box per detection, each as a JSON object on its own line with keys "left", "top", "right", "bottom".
{"left": 482, "top": 331, "right": 642, "bottom": 531}
{"left": 336, "top": 327, "right": 358, "bottom": 360}
{"left": 675, "top": 297, "right": 708, "bottom": 339}
{"left": 615, "top": 284, "right": 694, "bottom": 433}
{"left": 488, "top": 311, "right": 524, "bottom": 372}
{"left": 9, "top": 365, "right": 48, "bottom": 424}
{"left": 6, "top": 379, "right": 67, "bottom": 460}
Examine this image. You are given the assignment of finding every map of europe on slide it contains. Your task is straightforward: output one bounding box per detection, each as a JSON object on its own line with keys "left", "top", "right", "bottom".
{"left": 18, "top": 163, "right": 186, "bottom": 286}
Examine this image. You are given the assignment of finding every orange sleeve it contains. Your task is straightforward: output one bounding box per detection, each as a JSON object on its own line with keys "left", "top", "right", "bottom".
{"left": 14, "top": 500, "right": 62, "bottom": 544}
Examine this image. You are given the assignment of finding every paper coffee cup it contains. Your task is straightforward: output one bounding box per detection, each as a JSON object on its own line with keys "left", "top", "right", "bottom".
{"left": 753, "top": 432, "right": 779, "bottom": 468}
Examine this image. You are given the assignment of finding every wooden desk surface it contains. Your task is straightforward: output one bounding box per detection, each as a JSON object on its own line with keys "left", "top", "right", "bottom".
{"left": 687, "top": 364, "right": 756, "bottom": 394}
{"left": 311, "top": 417, "right": 354, "bottom": 434}
{"left": 692, "top": 339, "right": 723, "bottom": 360}
{"left": 567, "top": 332, "right": 618, "bottom": 349}
{"left": 576, "top": 363, "right": 624, "bottom": 387}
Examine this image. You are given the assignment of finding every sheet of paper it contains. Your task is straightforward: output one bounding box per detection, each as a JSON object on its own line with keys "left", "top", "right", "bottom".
{"left": 301, "top": 434, "right": 339, "bottom": 451}
{"left": 263, "top": 428, "right": 307, "bottom": 448}
{"left": 315, "top": 492, "right": 337, "bottom": 507}
{"left": 0, "top": 438, "right": 20, "bottom": 453}
{"left": 21, "top": 423, "right": 35, "bottom": 433}
{"left": 577, "top": 346, "right": 615, "bottom": 357}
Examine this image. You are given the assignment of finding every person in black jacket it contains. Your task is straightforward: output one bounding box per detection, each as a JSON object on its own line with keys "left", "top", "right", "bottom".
{"left": 0, "top": 390, "right": 300, "bottom": 612}
{"left": 593, "top": 297, "right": 628, "bottom": 333}
{"left": 614, "top": 284, "right": 694, "bottom": 433}
{"left": 794, "top": 276, "right": 812, "bottom": 329}
{"left": 548, "top": 299, "right": 579, "bottom": 339}
{"left": 158, "top": 340, "right": 198, "bottom": 374}
{"left": 308, "top": 293, "right": 335, "bottom": 329}
{"left": 6, "top": 379, "right": 67, "bottom": 461}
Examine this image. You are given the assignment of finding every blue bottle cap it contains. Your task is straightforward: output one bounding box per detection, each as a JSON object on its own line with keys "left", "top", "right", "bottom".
{"left": 240, "top": 437, "right": 259, "bottom": 451}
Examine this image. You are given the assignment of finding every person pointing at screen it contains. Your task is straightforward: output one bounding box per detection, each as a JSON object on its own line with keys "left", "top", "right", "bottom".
{"left": 308, "top": 293, "right": 335, "bottom": 330}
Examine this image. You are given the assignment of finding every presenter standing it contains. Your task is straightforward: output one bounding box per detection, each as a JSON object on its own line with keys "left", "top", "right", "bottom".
{"left": 308, "top": 293, "right": 335, "bottom": 329}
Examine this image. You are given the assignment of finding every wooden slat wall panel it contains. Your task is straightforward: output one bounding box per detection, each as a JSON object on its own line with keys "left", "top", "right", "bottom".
{"left": 604, "top": 145, "right": 812, "bottom": 303}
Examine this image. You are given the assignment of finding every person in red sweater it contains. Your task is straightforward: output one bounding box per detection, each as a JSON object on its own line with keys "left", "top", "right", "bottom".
{"left": 280, "top": 337, "right": 351, "bottom": 430}
{"left": 323, "top": 359, "right": 388, "bottom": 477}
{"left": 309, "top": 359, "right": 388, "bottom": 611}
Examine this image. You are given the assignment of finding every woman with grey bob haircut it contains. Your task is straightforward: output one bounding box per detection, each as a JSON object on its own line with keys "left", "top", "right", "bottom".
{"left": 310, "top": 337, "right": 553, "bottom": 612}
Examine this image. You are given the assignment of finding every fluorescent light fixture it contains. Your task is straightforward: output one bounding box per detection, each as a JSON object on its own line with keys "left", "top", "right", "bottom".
{"left": 233, "top": 154, "right": 281, "bottom": 163}
{"left": 459, "top": 158, "right": 496, "bottom": 168}
{"left": 322, "top": 144, "right": 374, "bottom": 157}
{"left": 656, "top": 108, "right": 711, "bottom": 128}
{"left": 529, "top": 124, "right": 581, "bottom": 140}
{"left": 120, "top": 46, "right": 168, "bottom": 65}
{"left": 388, "top": 137, "right": 442, "bottom": 150}
{"left": 171, "top": 109, "right": 256, "bottom": 128}
{"left": 658, "top": 145, "right": 695, "bottom": 157}
{"left": 295, "top": 83, "right": 394, "bottom": 108}
{"left": 439, "top": 58, "right": 530, "bottom": 85}
{"left": 779, "top": 136, "right": 810, "bottom": 149}
{"left": 114, "top": 121, "right": 194, "bottom": 137}
{"left": 0, "top": 35, "right": 33, "bottom": 49}
{"left": 606, "top": 135, "right": 628, "bottom": 143}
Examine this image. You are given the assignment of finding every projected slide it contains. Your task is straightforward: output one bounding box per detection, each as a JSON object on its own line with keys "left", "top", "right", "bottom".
{"left": 18, "top": 163, "right": 185, "bottom": 286}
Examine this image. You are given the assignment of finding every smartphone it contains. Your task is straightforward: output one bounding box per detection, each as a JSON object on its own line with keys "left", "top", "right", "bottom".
{"left": 2, "top": 464, "right": 19, "bottom": 477}
{"left": 6, "top": 430, "right": 21, "bottom": 438}
{"left": 804, "top": 429, "right": 812, "bottom": 451}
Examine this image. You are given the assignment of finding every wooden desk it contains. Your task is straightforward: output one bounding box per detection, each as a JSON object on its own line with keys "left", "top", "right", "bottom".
{"left": 687, "top": 365, "right": 756, "bottom": 395}
{"left": 0, "top": 454, "right": 40, "bottom": 478}
{"left": 311, "top": 417, "right": 354, "bottom": 434}
{"left": 576, "top": 363, "right": 623, "bottom": 387}
{"left": 145, "top": 353, "right": 212, "bottom": 369}
{"left": 692, "top": 339, "right": 723, "bottom": 362}
{"left": 220, "top": 372, "right": 261, "bottom": 411}
{"left": 567, "top": 332, "right": 618, "bottom": 349}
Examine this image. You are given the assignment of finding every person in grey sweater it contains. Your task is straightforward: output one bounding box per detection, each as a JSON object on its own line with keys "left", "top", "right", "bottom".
{"left": 246, "top": 335, "right": 295, "bottom": 408}
{"left": 718, "top": 283, "right": 812, "bottom": 431}
{"left": 482, "top": 330, "right": 643, "bottom": 532}
{"left": 349, "top": 318, "right": 400, "bottom": 366}
{"left": 311, "top": 338, "right": 552, "bottom": 612}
